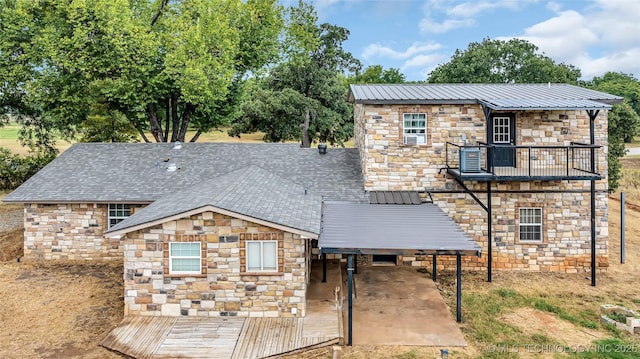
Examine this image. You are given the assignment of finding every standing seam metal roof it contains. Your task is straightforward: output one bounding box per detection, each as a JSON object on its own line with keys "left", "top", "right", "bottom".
{"left": 319, "top": 202, "right": 482, "bottom": 255}
{"left": 348, "top": 83, "right": 623, "bottom": 109}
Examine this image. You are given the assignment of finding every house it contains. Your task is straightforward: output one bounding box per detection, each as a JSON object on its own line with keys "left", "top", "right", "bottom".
{"left": 3, "top": 83, "right": 622, "bottom": 321}
{"left": 347, "top": 83, "right": 622, "bottom": 282}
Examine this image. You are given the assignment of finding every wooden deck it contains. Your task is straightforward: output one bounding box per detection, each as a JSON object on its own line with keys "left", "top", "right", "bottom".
{"left": 101, "top": 312, "right": 339, "bottom": 359}
{"left": 101, "top": 262, "right": 343, "bottom": 359}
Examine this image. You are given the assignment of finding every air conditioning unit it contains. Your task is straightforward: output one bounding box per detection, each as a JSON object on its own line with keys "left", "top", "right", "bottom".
{"left": 460, "top": 147, "right": 481, "bottom": 173}
{"left": 404, "top": 134, "right": 426, "bottom": 145}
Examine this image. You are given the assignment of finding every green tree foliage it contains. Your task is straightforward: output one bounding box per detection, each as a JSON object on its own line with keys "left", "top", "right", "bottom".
{"left": 0, "top": 0, "right": 283, "bottom": 145}
{"left": 350, "top": 65, "right": 406, "bottom": 84}
{"left": 0, "top": 147, "right": 55, "bottom": 190}
{"left": 605, "top": 103, "right": 639, "bottom": 192}
{"left": 585, "top": 72, "right": 640, "bottom": 192}
{"left": 229, "top": 0, "right": 361, "bottom": 147}
{"left": 427, "top": 38, "right": 581, "bottom": 84}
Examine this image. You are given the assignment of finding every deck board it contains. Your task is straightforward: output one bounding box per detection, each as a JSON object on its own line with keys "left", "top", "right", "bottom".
{"left": 101, "top": 262, "right": 342, "bottom": 359}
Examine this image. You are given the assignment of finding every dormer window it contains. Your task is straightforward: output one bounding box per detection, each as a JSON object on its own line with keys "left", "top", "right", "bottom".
{"left": 403, "top": 113, "right": 427, "bottom": 145}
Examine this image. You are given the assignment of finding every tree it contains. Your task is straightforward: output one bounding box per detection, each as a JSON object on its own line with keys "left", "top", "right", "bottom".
{"left": 585, "top": 72, "right": 640, "bottom": 192}
{"left": 428, "top": 38, "right": 581, "bottom": 84}
{"left": 350, "top": 65, "right": 406, "bottom": 84}
{"left": 229, "top": 0, "right": 361, "bottom": 147}
{"left": 0, "top": 0, "right": 283, "bottom": 145}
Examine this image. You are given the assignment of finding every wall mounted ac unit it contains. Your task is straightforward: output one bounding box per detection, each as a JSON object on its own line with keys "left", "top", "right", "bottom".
{"left": 460, "top": 148, "right": 481, "bottom": 172}
{"left": 404, "top": 134, "right": 426, "bottom": 145}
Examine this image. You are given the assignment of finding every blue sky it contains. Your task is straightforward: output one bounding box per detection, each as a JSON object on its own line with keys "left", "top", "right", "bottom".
{"left": 283, "top": 0, "right": 640, "bottom": 82}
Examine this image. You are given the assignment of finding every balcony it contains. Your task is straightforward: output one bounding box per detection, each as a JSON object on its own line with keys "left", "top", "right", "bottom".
{"left": 445, "top": 142, "right": 602, "bottom": 182}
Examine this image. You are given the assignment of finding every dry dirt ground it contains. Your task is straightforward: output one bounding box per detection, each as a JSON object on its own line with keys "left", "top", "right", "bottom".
{"left": 1, "top": 194, "right": 639, "bottom": 358}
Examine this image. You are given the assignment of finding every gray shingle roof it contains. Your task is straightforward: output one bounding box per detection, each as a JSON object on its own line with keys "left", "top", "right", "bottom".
{"left": 4, "top": 143, "right": 367, "bottom": 203}
{"left": 319, "top": 202, "right": 482, "bottom": 255}
{"left": 107, "top": 165, "right": 323, "bottom": 235}
{"left": 349, "top": 83, "right": 623, "bottom": 109}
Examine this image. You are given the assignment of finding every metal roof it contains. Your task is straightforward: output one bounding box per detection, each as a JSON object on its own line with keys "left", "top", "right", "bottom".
{"left": 369, "top": 191, "right": 421, "bottom": 204}
{"left": 348, "top": 83, "right": 623, "bottom": 110}
{"left": 107, "top": 165, "right": 323, "bottom": 237}
{"left": 479, "top": 98, "right": 613, "bottom": 111}
{"left": 319, "top": 202, "right": 482, "bottom": 256}
{"left": 4, "top": 143, "right": 367, "bottom": 203}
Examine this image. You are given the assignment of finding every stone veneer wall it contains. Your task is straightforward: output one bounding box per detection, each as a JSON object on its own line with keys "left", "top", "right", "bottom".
{"left": 23, "top": 203, "right": 130, "bottom": 260}
{"left": 123, "top": 211, "right": 310, "bottom": 318}
{"left": 354, "top": 103, "right": 609, "bottom": 272}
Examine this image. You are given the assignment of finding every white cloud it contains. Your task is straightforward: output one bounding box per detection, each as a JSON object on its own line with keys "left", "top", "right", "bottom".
{"left": 546, "top": 1, "right": 562, "bottom": 12}
{"left": 446, "top": 0, "right": 536, "bottom": 18}
{"left": 419, "top": 18, "right": 475, "bottom": 34}
{"left": 362, "top": 42, "right": 442, "bottom": 61}
{"left": 420, "top": 0, "right": 539, "bottom": 34}
{"left": 512, "top": 0, "right": 640, "bottom": 79}
{"left": 402, "top": 53, "right": 447, "bottom": 70}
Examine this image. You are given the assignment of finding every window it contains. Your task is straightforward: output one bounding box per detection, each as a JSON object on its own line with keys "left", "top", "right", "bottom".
{"left": 108, "top": 204, "right": 131, "bottom": 229}
{"left": 246, "top": 240, "right": 277, "bottom": 272}
{"left": 519, "top": 207, "right": 543, "bottom": 242}
{"left": 169, "top": 242, "right": 202, "bottom": 274}
{"left": 493, "top": 116, "right": 511, "bottom": 143}
{"left": 403, "top": 113, "right": 427, "bottom": 145}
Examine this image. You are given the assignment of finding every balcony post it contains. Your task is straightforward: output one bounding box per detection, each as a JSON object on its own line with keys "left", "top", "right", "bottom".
{"left": 587, "top": 110, "right": 599, "bottom": 286}
{"left": 566, "top": 147, "right": 569, "bottom": 176}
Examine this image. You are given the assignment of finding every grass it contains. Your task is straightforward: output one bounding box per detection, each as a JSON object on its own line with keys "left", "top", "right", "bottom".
{"left": 0, "top": 121, "right": 354, "bottom": 155}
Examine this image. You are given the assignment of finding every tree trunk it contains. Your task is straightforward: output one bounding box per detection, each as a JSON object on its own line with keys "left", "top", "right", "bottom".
{"left": 146, "top": 104, "right": 165, "bottom": 142}
{"left": 163, "top": 98, "right": 170, "bottom": 142}
{"left": 137, "top": 128, "right": 151, "bottom": 143}
{"left": 189, "top": 130, "right": 202, "bottom": 142}
{"left": 300, "top": 108, "right": 311, "bottom": 148}
{"left": 177, "top": 104, "right": 192, "bottom": 142}
{"left": 170, "top": 94, "right": 179, "bottom": 142}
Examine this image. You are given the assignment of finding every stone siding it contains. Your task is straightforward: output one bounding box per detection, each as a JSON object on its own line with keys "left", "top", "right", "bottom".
{"left": 123, "top": 211, "right": 309, "bottom": 318}
{"left": 354, "top": 103, "right": 609, "bottom": 272}
{"left": 23, "top": 203, "right": 127, "bottom": 260}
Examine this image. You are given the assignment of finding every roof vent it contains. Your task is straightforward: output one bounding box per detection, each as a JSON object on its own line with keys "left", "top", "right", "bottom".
{"left": 167, "top": 163, "right": 177, "bottom": 172}
{"left": 173, "top": 141, "right": 182, "bottom": 150}
{"left": 318, "top": 143, "right": 327, "bottom": 155}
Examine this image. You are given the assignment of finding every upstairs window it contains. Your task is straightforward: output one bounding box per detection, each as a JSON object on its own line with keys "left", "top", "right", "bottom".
{"left": 169, "top": 242, "right": 202, "bottom": 275}
{"left": 519, "top": 207, "right": 543, "bottom": 242}
{"left": 403, "top": 113, "right": 427, "bottom": 145}
{"left": 108, "top": 204, "right": 131, "bottom": 229}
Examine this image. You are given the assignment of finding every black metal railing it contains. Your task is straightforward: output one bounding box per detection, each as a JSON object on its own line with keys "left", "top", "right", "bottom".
{"left": 445, "top": 141, "right": 601, "bottom": 179}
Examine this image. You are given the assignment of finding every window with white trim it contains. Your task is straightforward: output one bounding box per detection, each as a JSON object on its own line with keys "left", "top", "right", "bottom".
{"left": 403, "top": 113, "right": 427, "bottom": 145}
{"left": 108, "top": 204, "right": 131, "bottom": 229}
{"left": 246, "top": 240, "right": 277, "bottom": 272}
{"left": 519, "top": 207, "right": 543, "bottom": 242}
{"left": 169, "top": 242, "right": 202, "bottom": 274}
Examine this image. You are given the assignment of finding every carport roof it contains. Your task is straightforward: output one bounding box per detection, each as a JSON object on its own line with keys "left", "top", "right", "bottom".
{"left": 319, "top": 202, "right": 482, "bottom": 256}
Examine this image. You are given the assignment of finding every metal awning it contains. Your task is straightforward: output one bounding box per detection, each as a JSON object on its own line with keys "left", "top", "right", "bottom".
{"left": 319, "top": 202, "right": 481, "bottom": 256}
{"left": 369, "top": 191, "right": 421, "bottom": 205}
{"left": 319, "top": 201, "right": 481, "bottom": 344}
{"left": 479, "top": 98, "right": 612, "bottom": 111}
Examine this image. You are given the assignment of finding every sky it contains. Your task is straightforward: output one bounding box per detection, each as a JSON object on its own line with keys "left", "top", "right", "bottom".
{"left": 283, "top": 0, "right": 640, "bottom": 82}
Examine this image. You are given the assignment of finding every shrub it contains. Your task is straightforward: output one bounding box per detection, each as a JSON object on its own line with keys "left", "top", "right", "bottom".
{"left": 0, "top": 147, "right": 55, "bottom": 190}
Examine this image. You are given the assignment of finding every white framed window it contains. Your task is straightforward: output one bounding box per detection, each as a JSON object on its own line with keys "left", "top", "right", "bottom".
{"left": 246, "top": 240, "right": 278, "bottom": 272}
{"left": 493, "top": 116, "right": 511, "bottom": 143}
{"left": 169, "top": 242, "right": 202, "bottom": 275}
{"left": 519, "top": 207, "right": 543, "bottom": 242}
{"left": 403, "top": 113, "right": 427, "bottom": 145}
{"left": 108, "top": 204, "right": 131, "bottom": 229}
